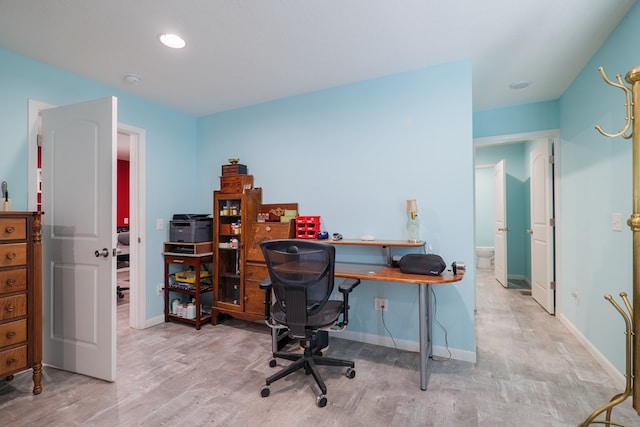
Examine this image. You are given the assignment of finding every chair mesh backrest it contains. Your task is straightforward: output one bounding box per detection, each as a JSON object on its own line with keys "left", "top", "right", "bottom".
{"left": 260, "top": 240, "right": 335, "bottom": 336}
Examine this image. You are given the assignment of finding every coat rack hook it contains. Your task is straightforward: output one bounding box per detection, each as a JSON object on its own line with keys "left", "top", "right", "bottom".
{"left": 595, "top": 67, "right": 633, "bottom": 139}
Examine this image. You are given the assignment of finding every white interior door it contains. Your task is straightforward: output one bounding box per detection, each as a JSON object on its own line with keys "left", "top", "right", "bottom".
{"left": 41, "top": 97, "right": 117, "bottom": 381}
{"left": 494, "top": 160, "right": 508, "bottom": 287}
{"left": 530, "top": 140, "right": 555, "bottom": 314}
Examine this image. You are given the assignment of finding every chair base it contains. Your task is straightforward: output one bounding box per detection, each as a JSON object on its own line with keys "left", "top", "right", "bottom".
{"left": 117, "top": 286, "right": 129, "bottom": 299}
{"left": 262, "top": 336, "right": 355, "bottom": 407}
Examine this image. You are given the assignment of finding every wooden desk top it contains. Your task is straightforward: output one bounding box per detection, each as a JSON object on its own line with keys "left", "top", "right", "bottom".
{"left": 326, "top": 239, "right": 426, "bottom": 248}
{"left": 335, "top": 262, "right": 462, "bottom": 285}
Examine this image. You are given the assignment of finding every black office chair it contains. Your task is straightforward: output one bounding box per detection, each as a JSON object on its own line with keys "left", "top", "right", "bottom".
{"left": 259, "top": 239, "right": 360, "bottom": 407}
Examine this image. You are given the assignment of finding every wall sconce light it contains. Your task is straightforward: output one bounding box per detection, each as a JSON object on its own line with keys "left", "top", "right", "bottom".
{"left": 406, "top": 199, "right": 420, "bottom": 243}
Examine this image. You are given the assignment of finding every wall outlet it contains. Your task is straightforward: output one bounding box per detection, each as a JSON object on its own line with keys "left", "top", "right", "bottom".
{"left": 157, "top": 283, "right": 163, "bottom": 296}
{"left": 374, "top": 297, "right": 388, "bottom": 311}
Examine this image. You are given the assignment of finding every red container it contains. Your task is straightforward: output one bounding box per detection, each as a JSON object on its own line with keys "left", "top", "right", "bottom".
{"left": 295, "top": 216, "right": 321, "bottom": 239}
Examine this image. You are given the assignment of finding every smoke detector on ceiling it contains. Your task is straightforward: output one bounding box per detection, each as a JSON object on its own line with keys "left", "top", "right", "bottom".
{"left": 509, "top": 80, "right": 531, "bottom": 90}
{"left": 124, "top": 74, "right": 142, "bottom": 85}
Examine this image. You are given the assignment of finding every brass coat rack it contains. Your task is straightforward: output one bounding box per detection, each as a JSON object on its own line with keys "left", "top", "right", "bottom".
{"left": 582, "top": 66, "right": 640, "bottom": 426}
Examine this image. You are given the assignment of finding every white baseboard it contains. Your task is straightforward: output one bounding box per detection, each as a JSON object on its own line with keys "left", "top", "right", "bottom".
{"left": 558, "top": 313, "right": 625, "bottom": 389}
{"left": 144, "top": 314, "right": 165, "bottom": 329}
{"left": 333, "top": 330, "right": 477, "bottom": 363}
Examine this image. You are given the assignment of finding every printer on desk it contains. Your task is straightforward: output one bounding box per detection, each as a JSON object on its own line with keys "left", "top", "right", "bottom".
{"left": 170, "top": 214, "right": 212, "bottom": 242}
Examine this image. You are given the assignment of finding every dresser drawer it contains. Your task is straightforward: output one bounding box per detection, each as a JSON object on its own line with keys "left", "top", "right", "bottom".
{"left": 220, "top": 174, "right": 253, "bottom": 194}
{"left": 0, "top": 319, "right": 27, "bottom": 347}
{"left": 0, "top": 218, "right": 26, "bottom": 241}
{"left": 0, "top": 243, "right": 27, "bottom": 268}
{"left": 0, "top": 345, "right": 27, "bottom": 375}
{"left": 0, "top": 294, "right": 27, "bottom": 321}
{"left": 0, "top": 269, "right": 27, "bottom": 294}
{"left": 246, "top": 222, "right": 295, "bottom": 262}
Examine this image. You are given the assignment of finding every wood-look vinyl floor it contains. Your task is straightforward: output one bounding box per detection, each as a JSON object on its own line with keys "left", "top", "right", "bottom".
{"left": 1, "top": 269, "right": 638, "bottom": 426}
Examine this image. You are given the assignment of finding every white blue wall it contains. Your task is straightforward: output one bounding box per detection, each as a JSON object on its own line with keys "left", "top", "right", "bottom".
{"left": 196, "top": 61, "right": 477, "bottom": 357}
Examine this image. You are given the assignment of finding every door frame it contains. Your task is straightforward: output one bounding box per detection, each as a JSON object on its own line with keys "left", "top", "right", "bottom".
{"left": 28, "top": 99, "right": 147, "bottom": 330}
{"left": 473, "top": 129, "right": 562, "bottom": 314}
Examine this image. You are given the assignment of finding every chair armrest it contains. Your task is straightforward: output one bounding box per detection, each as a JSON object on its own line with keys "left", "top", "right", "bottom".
{"left": 338, "top": 278, "right": 360, "bottom": 293}
{"left": 259, "top": 277, "right": 272, "bottom": 290}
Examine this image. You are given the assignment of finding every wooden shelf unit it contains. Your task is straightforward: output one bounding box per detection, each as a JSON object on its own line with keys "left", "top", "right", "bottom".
{"left": 163, "top": 242, "right": 213, "bottom": 330}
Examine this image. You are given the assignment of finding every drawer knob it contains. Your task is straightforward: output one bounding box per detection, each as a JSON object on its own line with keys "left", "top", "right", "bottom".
{"left": 6, "top": 278, "right": 15, "bottom": 286}
{"left": 4, "top": 226, "right": 15, "bottom": 234}
{"left": 6, "top": 331, "right": 15, "bottom": 339}
{"left": 6, "top": 252, "right": 16, "bottom": 260}
{"left": 5, "top": 305, "right": 15, "bottom": 312}
{"left": 6, "top": 358, "right": 16, "bottom": 367}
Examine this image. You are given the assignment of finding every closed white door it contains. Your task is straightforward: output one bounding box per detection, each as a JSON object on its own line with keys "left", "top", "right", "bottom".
{"left": 530, "top": 140, "right": 555, "bottom": 314}
{"left": 494, "top": 160, "right": 508, "bottom": 287}
{"left": 41, "top": 97, "right": 117, "bottom": 381}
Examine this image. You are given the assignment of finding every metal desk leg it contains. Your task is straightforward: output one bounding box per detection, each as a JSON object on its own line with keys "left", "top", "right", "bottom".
{"left": 418, "top": 283, "right": 431, "bottom": 390}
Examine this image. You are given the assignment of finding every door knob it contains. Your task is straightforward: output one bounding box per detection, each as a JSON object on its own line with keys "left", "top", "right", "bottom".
{"left": 526, "top": 229, "right": 533, "bottom": 234}
{"left": 94, "top": 248, "right": 110, "bottom": 258}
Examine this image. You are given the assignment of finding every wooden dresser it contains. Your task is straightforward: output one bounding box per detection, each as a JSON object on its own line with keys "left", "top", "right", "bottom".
{"left": 0, "top": 212, "right": 42, "bottom": 395}
{"left": 245, "top": 218, "right": 296, "bottom": 319}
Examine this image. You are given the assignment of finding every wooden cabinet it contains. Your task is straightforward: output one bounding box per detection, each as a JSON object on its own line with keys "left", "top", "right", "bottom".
{"left": 163, "top": 242, "right": 213, "bottom": 330}
{"left": 244, "top": 221, "right": 296, "bottom": 318}
{"left": 212, "top": 188, "right": 262, "bottom": 323}
{"left": 0, "top": 212, "right": 42, "bottom": 395}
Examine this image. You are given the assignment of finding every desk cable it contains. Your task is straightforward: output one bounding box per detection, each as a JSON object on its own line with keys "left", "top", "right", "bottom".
{"left": 430, "top": 287, "right": 452, "bottom": 362}
{"left": 380, "top": 308, "right": 398, "bottom": 350}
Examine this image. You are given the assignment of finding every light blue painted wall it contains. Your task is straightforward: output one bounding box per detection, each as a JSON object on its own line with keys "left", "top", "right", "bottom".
{"left": 474, "top": 167, "right": 494, "bottom": 247}
{"left": 473, "top": 101, "right": 559, "bottom": 138}
{"left": 557, "top": 3, "right": 640, "bottom": 372}
{"left": 197, "top": 60, "right": 476, "bottom": 353}
{"left": 0, "top": 48, "right": 199, "bottom": 319}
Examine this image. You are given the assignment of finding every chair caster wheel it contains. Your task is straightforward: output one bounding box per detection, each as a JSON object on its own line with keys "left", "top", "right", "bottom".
{"left": 268, "top": 359, "right": 277, "bottom": 368}
{"left": 346, "top": 367, "right": 356, "bottom": 379}
{"left": 316, "top": 394, "right": 327, "bottom": 408}
{"left": 261, "top": 385, "right": 270, "bottom": 398}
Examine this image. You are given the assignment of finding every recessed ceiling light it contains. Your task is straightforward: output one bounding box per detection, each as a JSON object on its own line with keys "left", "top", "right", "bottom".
{"left": 159, "top": 33, "right": 186, "bottom": 49}
{"left": 509, "top": 80, "right": 531, "bottom": 90}
{"left": 123, "top": 74, "right": 142, "bottom": 85}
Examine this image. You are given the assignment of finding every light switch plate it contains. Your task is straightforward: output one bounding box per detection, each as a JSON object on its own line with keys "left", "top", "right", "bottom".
{"left": 612, "top": 212, "right": 623, "bottom": 232}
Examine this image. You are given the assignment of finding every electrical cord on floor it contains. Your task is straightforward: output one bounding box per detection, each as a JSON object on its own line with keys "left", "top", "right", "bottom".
{"left": 380, "top": 306, "right": 398, "bottom": 350}
{"left": 430, "top": 287, "right": 452, "bottom": 361}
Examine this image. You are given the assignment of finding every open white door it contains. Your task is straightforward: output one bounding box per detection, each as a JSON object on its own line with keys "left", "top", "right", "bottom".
{"left": 41, "top": 97, "right": 117, "bottom": 381}
{"left": 494, "top": 160, "right": 508, "bottom": 287}
{"left": 530, "top": 140, "right": 555, "bottom": 314}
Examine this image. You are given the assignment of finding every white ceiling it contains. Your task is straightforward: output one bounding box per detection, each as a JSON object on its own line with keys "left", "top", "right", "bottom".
{"left": 0, "top": 1, "right": 635, "bottom": 117}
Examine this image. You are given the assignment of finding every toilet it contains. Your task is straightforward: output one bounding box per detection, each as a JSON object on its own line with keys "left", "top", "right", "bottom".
{"left": 476, "top": 246, "right": 495, "bottom": 269}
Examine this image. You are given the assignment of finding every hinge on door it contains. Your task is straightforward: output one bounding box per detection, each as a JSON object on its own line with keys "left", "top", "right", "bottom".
{"left": 550, "top": 281, "right": 556, "bottom": 290}
{"left": 549, "top": 218, "right": 556, "bottom": 227}
{"left": 549, "top": 155, "right": 555, "bottom": 164}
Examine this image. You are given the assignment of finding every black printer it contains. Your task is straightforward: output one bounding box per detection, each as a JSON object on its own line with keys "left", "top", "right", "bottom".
{"left": 169, "top": 214, "right": 212, "bottom": 242}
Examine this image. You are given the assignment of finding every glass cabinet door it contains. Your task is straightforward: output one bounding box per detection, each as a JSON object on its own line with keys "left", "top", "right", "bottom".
{"left": 216, "top": 197, "right": 242, "bottom": 307}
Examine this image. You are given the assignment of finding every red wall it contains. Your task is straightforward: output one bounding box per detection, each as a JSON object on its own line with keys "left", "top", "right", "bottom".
{"left": 117, "top": 160, "right": 129, "bottom": 228}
